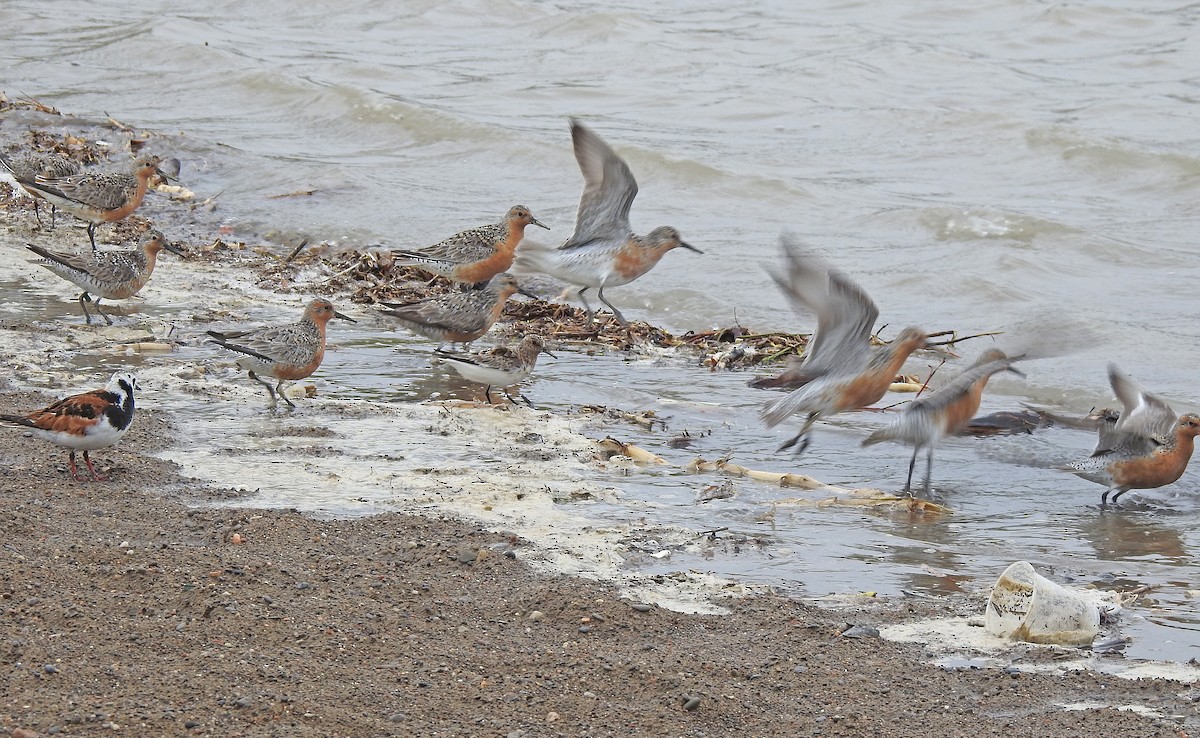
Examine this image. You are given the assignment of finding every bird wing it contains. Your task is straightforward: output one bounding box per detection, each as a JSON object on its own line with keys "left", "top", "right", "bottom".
{"left": 34, "top": 170, "right": 133, "bottom": 210}
{"left": 769, "top": 237, "right": 877, "bottom": 380}
{"left": 560, "top": 120, "right": 637, "bottom": 250}
{"left": 2, "top": 388, "right": 119, "bottom": 433}
{"left": 863, "top": 356, "right": 1019, "bottom": 446}
{"left": 399, "top": 222, "right": 505, "bottom": 263}
{"left": 27, "top": 243, "right": 141, "bottom": 282}
{"left": 208, "top": 323, "right": 314, "bottom": 366}
{"left": 381, "top": 289, "right": 493, "bottom": 336}
{"left": 1107, "top": 364, "right": 1177, "bottom": 450}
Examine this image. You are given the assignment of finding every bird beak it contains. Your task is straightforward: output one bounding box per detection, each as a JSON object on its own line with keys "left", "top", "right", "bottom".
{"left": 334, "top": 311, "right": 357, "bottom": 323}
{"left": 680, "top": 241, "right": 703, "bottom": 254}
{"left": 517, "top": 285, "right": 540, "bottom": 300}
{"left": 1005, "top": 365, "right": 1026, "bottom": 379}
{"left": 531, "top": 217, "right": 550, "bottom": 230}
{"left": 162, "top": 240, "right": 186, "bottom": 257}
{"left": 542, "top": 348, "right": 558, "bottom": 359}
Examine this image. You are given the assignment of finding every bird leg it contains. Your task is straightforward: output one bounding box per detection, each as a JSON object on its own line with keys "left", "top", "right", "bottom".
{"left": 1102, "top": 487, "right": 1131, "bottom": 507}
{"left": 93, "top": 297, "right": 113, "bottom": 326}
{"left": 501, "top": 388, "right": 528, "bottom": 406}
{"left": 777, "top": 412, "right": 819, "bottom": 455}
{"left": 248, "top": 370, "right": 279, "bottom": 408}
{"left": 596, "top": 286, "right": 629, "bottom": 328}
{"left": 276, "top": 380, "right": 296, "bottom": 409}
{"left": 67, "top": 450, "right": 86, "bottom": 481}
{"left": 484, "top": 386, "right": 496, "bottom": 405}
{"left": 82, "top": 450, "right": 108, "bottom": 482}
{"left": 78, "top": 292, "right": 95, "bottom": 325}
{"left": 922, "top": 447, "right": 935, "bottom": 497}
{"left": 87, "top": 222, "right": 98, "bottom": 251}
{"left": 903, "top": 449, "right": 919, "bottom": 496}
{"left": 32, "top": 199, "right": 45, "bottom": 229}
{"left": 577, "top": 287, "right": 597, "bottom": 327}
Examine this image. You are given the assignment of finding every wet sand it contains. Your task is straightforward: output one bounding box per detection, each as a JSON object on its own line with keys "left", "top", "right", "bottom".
{"left": 0, "top": 128, "right": 1197, "bottom": 736}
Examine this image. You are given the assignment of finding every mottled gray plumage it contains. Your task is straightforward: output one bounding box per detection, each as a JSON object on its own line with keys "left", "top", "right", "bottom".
{"left": 21, "top": 156, "right": 172, "bottom": 249}
{"left": 433, "top": 334, "right": 553, "bottom": 405}
{"left": 380, "top": 273, "right": 533, "bottom": 346}
{"left": 207, "top": 298, "right": 354, "bottom": 409}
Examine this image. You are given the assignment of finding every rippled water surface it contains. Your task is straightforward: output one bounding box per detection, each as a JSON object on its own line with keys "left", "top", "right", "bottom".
{"left": 3, "top": 0, "right": 1200, "bottom": 663}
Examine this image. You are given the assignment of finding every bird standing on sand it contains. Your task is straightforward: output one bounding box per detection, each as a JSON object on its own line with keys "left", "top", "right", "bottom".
{"left": 0, "top": 372, "right": 137, "bottom": 482}
{"left": 862, "top": 349, "right": 1025, "bottom": 495}
{"left": 379, "top": 273, "right": 536, "bottom": 349}
{"left": 516, "top": 119, "right": 700, "bottom": 327}
{"left": 207, "top": 298, "right": 356, "bottom": 409}
{"left": 26, "top": 229, "right": 182, "bottom": 325}
{"left": 1068, "top": 364, "right": 1200, "bottom": 506}
{"left": 433, "top": 334, "right": 554, "bottom": 405}
{"left": 2, "top": 155, "right": 174, "bottom": 250}
{"left": 0, "top": 150, "right": 81, "bottom": 228}
{"left": 393, "top": 205, "right": 549, "bottom": 287}
{"left": 759, "top": 237, "right": 930, "bottom": 455}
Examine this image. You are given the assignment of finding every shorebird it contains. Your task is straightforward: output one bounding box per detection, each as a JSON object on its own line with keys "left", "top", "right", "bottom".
{"left": 516, "top": 119, "right": 700, "bottom": 326}
{"left": 379, "top": 273, "right": 536, "bottom": 348}
{"left": 26, "top": 229, "right": 183, "bottom": 325}
{"left": 0, "top": 150, "right": 81, "bottom": 228}
{"left": 207, "top": 298, "right": 356, "bottom": 408}
{"left": 759, "top": 237, "right": 930, "bottom": 455}
{"left": 393, "top": 205, "right": 549, "bottom": 287}
{"left": 0, "top": 371, "right": 137, "bottom": 482}
{"left": 433, "top": 334, "right": 554, "bottom": 405}
{"left": 5, "top": 155, "right": 174, "bottom": 250}
{"left": 862, "top": 349, "right": 1024, "bottom": 495}
{"left": 1068, "top": 364, "right": 1200, "bottom": 506}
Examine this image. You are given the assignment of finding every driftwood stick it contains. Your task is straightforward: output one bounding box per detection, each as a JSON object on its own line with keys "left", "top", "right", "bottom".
{"left": 284, "top": 238, "right": 311, "bottom": 264}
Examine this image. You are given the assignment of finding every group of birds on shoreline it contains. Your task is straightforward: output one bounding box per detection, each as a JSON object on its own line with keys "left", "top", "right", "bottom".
{"left": 0, "top": 119, "right": 1194, "bottom": 508}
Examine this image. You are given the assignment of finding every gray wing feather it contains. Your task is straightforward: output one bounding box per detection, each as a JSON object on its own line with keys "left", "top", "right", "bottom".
{"left": 560, "top": 120, "right": 636, "bottom": 250}
{"left": 771, "top": 237, "right": 877, "bottom": 379}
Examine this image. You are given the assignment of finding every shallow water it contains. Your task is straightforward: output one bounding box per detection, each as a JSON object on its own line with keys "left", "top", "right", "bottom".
{"left": 3, "top": 0, "right": 1200, "bottom": 665}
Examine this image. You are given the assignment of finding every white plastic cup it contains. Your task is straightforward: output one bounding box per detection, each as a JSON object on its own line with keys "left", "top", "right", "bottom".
{"left": 984, "top": 561, "right": 1101, "bottom": 646}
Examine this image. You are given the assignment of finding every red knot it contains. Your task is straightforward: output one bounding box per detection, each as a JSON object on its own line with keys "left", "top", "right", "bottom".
{"left": 1068, "top": 364, "right": 1200, "bottom": 506}
{"left": 0, "top": 150, "right": 82, "bottom": 228}
{"left": 207, "top": 298, "right": 356, "bottom": 409}
{"left": 517, "top": 119, "right": 700, "bottom": 327}
{"left": 862, "top": 349, "right": 1024, "bottom": 495}
{"left": 15, "top": 155, "right": 174, "bottom": 250}
{"left": 394, "top": 205, "right": 548, "bottom": 287}
{"left": 379, "top": 273, "right": 535, "bottom": 349}
{"left": 759, "top": 237, "right": 930, "bottom": 455}
{"left": 26, "top": 229, "right": 182, "bottom": 325}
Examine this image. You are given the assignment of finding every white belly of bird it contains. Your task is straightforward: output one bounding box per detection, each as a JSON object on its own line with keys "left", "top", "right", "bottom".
{"left": 34, "top": 420, "right": 129, "bottom": 451}
{"left": 235, "top": 355, "right": 278, "bottom": 375}
{"left": 442, "top": 359, "right": 530, "bottom": 387}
